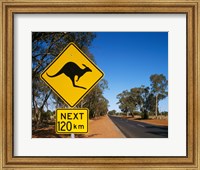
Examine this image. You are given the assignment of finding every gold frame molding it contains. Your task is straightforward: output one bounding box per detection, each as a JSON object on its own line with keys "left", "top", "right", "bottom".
{"left": 0, "top": 0, "right": 199, "bottom": 169}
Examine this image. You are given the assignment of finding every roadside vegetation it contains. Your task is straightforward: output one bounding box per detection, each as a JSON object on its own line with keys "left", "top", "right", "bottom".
{"left": 113, "top": 74, "right": 168, "bottom": 119}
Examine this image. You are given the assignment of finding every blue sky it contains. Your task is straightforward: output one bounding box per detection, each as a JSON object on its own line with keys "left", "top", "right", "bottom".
{"left": 89, "top": 32, "right": 168, "bottom": 112}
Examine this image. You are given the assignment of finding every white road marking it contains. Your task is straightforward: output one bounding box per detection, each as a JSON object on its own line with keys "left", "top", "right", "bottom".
{"left": 137, "top": 124, "right": 145, "bottom": 128}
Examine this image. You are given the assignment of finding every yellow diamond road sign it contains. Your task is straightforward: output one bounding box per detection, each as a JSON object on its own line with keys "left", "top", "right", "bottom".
{"left": 40, "top": 42, "right": 104, "bottom": 107}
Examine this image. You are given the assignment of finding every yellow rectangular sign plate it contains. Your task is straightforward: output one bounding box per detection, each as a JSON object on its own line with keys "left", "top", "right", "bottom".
{"left": 56, "top": 108, "right": 89, "bottom": 134}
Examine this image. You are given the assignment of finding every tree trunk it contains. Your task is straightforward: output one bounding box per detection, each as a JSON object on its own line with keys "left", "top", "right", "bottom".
{"left": 155, "top": 94, "right": 158, "bottom": 119}
{"left": 32, "top": 93, "right": 37, "bottom": 121}
{"left": 34, "top": 90, "right": 52, "bottom": 129}
{"left": 36, "top": 109, "right": 42, "bottom": 129}
{"left": 80, "top": 100, "right": 86, "bottom": 108}
{"left": 33, "top": 96, "right": 40, "bottom": 129}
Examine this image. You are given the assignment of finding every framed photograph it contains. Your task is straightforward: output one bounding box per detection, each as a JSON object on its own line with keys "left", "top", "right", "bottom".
{"left": 1, "top": 0, "right": 199, "bottom": 169}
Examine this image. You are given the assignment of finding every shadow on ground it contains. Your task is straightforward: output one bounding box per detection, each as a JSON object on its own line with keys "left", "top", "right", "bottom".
{"left": 146, "top": 131, "right": 168, "bottom": 137}
{"left": 144, "top": 125, "right": 168, "bottom": 137}
{"left": 32, "top": 125, "right": 70, "bottom": 138}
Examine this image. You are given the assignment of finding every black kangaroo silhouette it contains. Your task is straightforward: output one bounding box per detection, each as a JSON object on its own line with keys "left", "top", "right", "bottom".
{"left": 46, "top": 62, "right": 92, "bottom": 90}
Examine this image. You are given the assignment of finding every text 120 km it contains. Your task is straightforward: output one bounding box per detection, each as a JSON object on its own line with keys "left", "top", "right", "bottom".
{"left": 56, "top": 109, "right": 89, "bottom": 134}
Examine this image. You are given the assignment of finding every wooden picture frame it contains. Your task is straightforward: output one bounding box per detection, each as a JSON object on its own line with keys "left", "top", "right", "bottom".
{"left": 0, "top": 0, "right": 199, "bottom": 169}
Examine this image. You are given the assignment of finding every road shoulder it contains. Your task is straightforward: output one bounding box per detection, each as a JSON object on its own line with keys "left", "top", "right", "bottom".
{"left": 83, "top": 115, "right": 125, "bottom": 138}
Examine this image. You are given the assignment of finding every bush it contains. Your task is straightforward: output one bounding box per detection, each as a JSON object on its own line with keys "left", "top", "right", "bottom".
{"left": 133, "top": 111, "right": 141, "bottom": 115}
{"left": 108, "top": 110, "right": 117, "bottom": 115}
{"left": 41, "top": 111, "right": 50, "bottom": 121}
{"left": 161, "top": 111, "right": 168, "bottom": 116}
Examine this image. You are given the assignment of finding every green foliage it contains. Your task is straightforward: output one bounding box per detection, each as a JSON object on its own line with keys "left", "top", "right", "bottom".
{"left": 40, "top": 110, "right": 54, "bottom": 121}
{"left": 117, "top": 86, "right": 150, "bottom": 117}
{"left": 150, "top": 74, "right": 168, "bottom": 118}
{"left": 117, "top": 74, "right": 168, "bottom": 119}
{"left": 150, "top": 74, "right": 168, "bottom": 97}
{"left": 161, "top": 111, "right": 168, "bottom": 116}
{"left": 132, "top": 111, "right": 141, "bottom": 116}
{"left": 77, "top": 83, "right": 109, "bottom": 118}
{"left": 108, "top": 110, "right": 117, "bottom": 115}
{"left": 144, "top": 93, "right": 156, "bottom": 113}
{"left": 117, "top": 90, "right": 136, "bottom": 116}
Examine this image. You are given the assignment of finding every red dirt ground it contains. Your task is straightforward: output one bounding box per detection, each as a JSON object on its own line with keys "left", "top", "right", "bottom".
{"left": 83, "top": 115, "right": 125, "bottom": 138}
{"left": 32, "top": 115, "right": 124, "bottom": 138}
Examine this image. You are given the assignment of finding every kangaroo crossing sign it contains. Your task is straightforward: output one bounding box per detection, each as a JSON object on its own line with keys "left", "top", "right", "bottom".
{"left": 40, "top": 42, "right": 104, "bottom": 107}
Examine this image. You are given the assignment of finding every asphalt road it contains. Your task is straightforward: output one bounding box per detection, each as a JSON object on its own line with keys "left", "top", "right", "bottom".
{"left": 109, "top": 116, "right": 168, "bottom": 138}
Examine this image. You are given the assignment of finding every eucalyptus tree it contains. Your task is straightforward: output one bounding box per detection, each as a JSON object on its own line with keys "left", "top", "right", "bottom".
{"left": 150, "top": 74, "right": 168, "bottom": 118}
{"left": 116, "top": 74, "right": 168, "bottom": 119}
{"left": 117, "top": 90, "right": 136, "bottom": 117}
